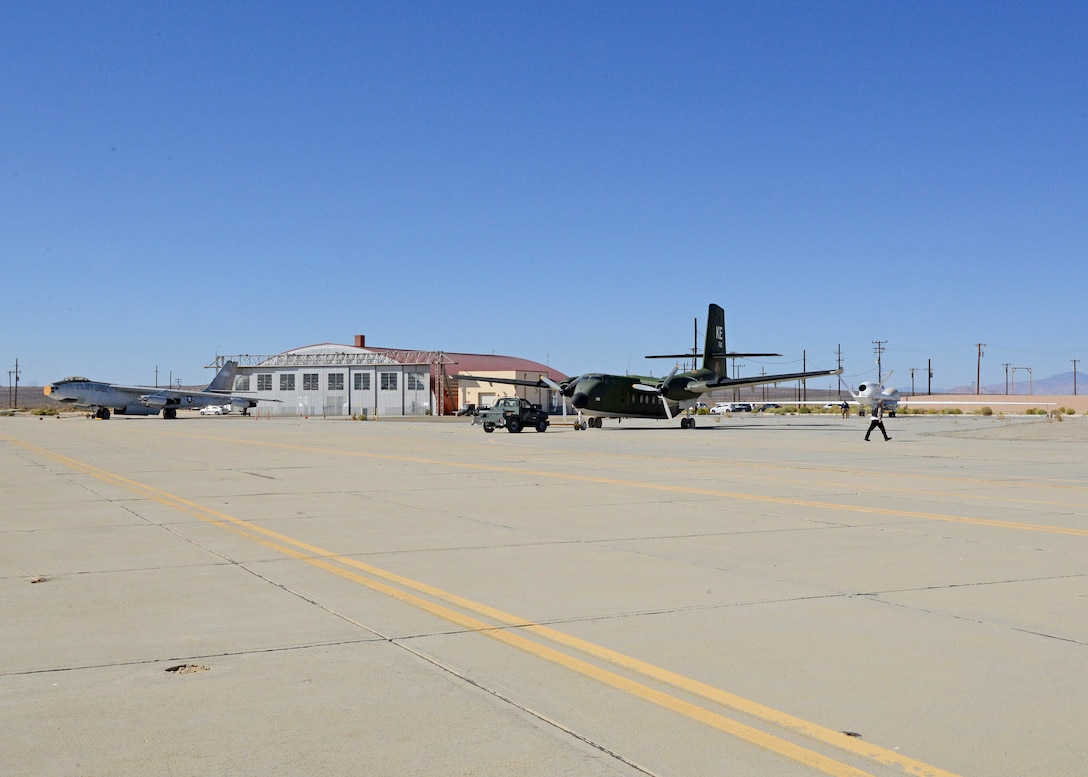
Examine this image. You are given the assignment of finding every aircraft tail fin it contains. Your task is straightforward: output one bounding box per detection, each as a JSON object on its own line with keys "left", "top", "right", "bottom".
{"left": 206, "top": 360, "right": 238, "bottom": 393}
{"left": 703, "top": 304, "right": 728, "bottom": 376}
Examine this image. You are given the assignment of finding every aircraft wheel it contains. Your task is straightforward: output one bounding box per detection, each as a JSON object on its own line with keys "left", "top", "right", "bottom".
{"left": 483, "top": 422, "right": 495, "bottom": 433}
{"left": 535, "top": 420, "right": 548, "bottom": 432}
{"left": 506, "top": 418, "right": 522, "bottom": 433}
{"left": 164, "top": 408, "right": 177, "bottom": 419}
{"left": 97, "top": 408, "right": 110, "bottom": 420}
{"left": 680, "top": 417, "right": 692, "bottom": 429}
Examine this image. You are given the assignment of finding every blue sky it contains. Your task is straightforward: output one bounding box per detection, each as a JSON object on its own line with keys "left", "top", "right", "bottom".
{"left": 3, "top": 2, "right": 1086, "bottom": 391}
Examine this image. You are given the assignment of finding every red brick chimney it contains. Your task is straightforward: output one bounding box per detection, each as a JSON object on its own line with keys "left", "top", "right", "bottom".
{"left": 354, "top": 335, "right": 365, "bottom": 348}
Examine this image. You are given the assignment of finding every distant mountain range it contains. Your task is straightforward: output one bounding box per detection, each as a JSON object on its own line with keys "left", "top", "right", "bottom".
{"left": 944, "top": 371, "right": 1088, "bottom": 396}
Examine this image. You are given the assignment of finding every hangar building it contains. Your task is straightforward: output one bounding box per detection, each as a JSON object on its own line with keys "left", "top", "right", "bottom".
{"left": 211, "top": 335, "right": 567, "bottom": 417}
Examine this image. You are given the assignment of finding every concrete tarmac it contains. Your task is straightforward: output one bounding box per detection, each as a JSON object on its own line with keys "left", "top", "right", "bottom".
{"left": 3, "top": 412, "right": 1087, "bottom": 776}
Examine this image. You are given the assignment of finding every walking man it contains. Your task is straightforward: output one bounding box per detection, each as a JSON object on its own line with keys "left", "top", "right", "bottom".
{"left": 865, "top": 400, "right": 891, "bottom": 441}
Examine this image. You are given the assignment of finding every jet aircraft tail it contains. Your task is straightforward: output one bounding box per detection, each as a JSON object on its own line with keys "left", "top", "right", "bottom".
{"left": 206, "top": 361, "right": 239, "bottom": 393}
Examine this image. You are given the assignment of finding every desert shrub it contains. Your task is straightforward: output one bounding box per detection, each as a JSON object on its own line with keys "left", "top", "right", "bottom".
{"left": 940, "top": 407, "right": 962, "bottom": 415}
{"left": 977, "top": 406, "right": 993, "bottom": 416}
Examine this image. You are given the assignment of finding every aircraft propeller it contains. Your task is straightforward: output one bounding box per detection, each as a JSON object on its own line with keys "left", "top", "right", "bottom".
{"left": 634, "top": 365, "right": 679, "bottom": 420}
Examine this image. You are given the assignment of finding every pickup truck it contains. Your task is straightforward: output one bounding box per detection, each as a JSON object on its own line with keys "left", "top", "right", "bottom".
{"left": 477, "top": 396, "right": 549, "bottom": 433}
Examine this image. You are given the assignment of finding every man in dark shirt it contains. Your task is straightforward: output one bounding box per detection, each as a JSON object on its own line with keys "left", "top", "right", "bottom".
{"left": 865, "top": 400, "right": 891, "bottom": 441}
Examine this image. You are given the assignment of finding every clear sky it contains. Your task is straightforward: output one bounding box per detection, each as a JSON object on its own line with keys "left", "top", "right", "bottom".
{"left": 3, "top": 2, "right": 1086, "bottom": 391}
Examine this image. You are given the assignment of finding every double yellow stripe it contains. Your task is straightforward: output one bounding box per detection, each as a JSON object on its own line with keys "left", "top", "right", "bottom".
{"left": 10, "top": 437, "right": 962, "bottom": 777}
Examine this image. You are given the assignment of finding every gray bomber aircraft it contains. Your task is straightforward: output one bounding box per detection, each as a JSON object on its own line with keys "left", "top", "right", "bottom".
{"left": 456, "top": 304, "right": 842, "bottom": 429}
{"left": 45, "top": 360, "right": 270, "bottom": 419}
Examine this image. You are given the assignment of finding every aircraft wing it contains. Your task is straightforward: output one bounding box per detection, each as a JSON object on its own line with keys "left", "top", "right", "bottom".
{"left": 453, "top": 373, "right": 561, "bottom": 390}
{"left": 131, "top": 386, "right": 277, "bottom": 409}
{"left": 701, "top": 367, "right": 843, "bottom": 391}
{"left": 646, "top": 352, "right": 781, "bottom": 359}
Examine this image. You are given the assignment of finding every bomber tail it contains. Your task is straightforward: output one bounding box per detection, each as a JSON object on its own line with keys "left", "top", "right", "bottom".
{"left": 703, "top": 304, "right": 728, "bottom": 377}
{"left": 206, "top": 360, "right": 238, "bottom": 393}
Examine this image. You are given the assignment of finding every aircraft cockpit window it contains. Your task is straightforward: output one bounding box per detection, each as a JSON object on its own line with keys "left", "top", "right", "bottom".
{"left": 62, "top": 376, "right": 90, "bottom": 383}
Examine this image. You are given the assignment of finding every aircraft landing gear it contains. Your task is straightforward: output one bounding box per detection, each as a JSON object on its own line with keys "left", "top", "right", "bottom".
{"left": 163, "top": 408, "right": 177, "bottom": 419}
{"left": 680, "top": 416, "right": 695, "bottom": 429}
{"left": 94, "top": 408, "right": 110, "bottom": 420}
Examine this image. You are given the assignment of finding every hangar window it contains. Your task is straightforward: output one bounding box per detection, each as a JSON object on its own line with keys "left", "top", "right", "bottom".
{"left": 257, "top": 374, "right": 272, "bottom": 391}
{"left": 380, "top": 372, "right": 398, "bottom": 391}
{"left": 354, "top": 373, "right": 370, "bottom": 391}
{"left": 280, "top": 374, "right": 295, "bottom": 391}
{"left": 303, "top": 373, "right": 319, "bottom": 391}
{"left": 235, "top": 376, "right": 250, "bottom": 391}
{"left": 328, "top": 373, "right": 344, "bottom": 391}
{"left": 406, "top": 373, "right": 425, "bottom": 391}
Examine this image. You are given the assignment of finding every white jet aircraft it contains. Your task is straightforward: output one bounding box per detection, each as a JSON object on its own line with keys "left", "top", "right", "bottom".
{"left": 45, "top": 361, "right": 269, "bottom": 419}
{"left": 850, "top": 372, "right": 901, "bottom": 415}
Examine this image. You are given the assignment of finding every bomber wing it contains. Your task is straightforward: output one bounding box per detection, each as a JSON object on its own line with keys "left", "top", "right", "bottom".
{"left": 131, "top": 386, "right": 276, "bottom": 410}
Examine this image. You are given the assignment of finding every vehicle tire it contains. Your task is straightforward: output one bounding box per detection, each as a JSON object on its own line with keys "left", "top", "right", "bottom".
{"left": 535, "top": 419, "right": 548, "bottom": 432}
{"left": 164, "top": 408, "right": 177, "bottom": 419}
{"left": 506, "top": 417, "right": 522, "bottom": 433}
{"left": 97, "top": 408, "right": 110, "bottom": 420}
{"left": 483, "top": 422, "right": 495, "bottom": 433}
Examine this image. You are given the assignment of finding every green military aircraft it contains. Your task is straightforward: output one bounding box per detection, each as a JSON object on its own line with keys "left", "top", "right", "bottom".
{"left": 455, "top": 303, "right": 842, "bottom": 429}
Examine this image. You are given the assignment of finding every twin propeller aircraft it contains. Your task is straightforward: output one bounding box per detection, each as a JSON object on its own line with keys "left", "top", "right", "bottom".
{"left": 456, "top": 304, "right": 842, "bottom": 429}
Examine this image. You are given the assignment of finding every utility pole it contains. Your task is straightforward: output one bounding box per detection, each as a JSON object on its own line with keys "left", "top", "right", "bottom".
{"left": 975, "top": 343, "right": 986, "bottom": 395}
{"left": 909, "top": 368, "right": 917, "bottom": 395}
{"left": 872, "top": 340, "right": 887, "bottom": 383}
{"left": 12, "top": 358, "right": 19, "bottom": 409}
{"left": 927, "top": 359, "right": 933, "bottom": 395}
{"left": 803, "top": 350, "right": 807, "bottom": 402}
{"left": 1003, "top": 363, "right": 1011, "bottom": 395}
{"left": 1073, "top": 359, "right": 1079, "bottom": 396}
{"left": 836, "top": 345, "right": 844, "bottom": 398}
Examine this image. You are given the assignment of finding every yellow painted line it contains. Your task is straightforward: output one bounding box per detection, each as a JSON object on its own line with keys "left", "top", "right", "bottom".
{"left": 160, "top": 431, "right": 1088, "bottom": 539}
{"left": 6, "top": 436, "right": 964, "bottom": 777}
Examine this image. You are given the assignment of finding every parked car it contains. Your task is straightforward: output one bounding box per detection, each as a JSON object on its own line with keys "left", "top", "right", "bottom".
{"left": 199, "top": 405, "right": 226, "bottom": 415}
{"left": 709, "top": 402, "right": 732, "bottom": 414}
{"left": 757, "top": 403, "right": 781, "bottom": 412}
{"left": 731, "top": 403, "right": 753, "bottom": 412}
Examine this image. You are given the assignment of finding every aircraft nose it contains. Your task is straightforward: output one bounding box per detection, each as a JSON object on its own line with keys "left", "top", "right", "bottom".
{"left": 44, "top": 385, "right": 53, "bottom": 396}
{"left": 571, "top": 392, "right": 589, "bottom": 409}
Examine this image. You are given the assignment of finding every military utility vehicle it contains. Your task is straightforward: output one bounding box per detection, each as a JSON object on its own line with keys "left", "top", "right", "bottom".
{"left": 478, "top": 396, "right": 549, "bottom": 433}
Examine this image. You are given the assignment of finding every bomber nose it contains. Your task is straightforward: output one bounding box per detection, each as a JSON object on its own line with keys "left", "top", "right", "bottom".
{"left": 571, "top": 392, "right": 589, "bottom": 409}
